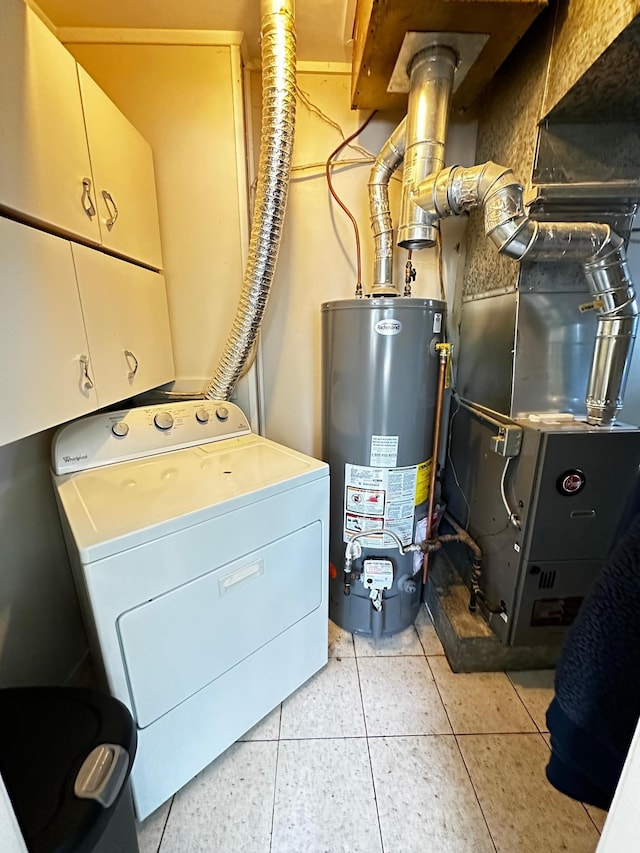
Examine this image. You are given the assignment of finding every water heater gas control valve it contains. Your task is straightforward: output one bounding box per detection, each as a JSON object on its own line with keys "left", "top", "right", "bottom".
{"left": 362, "top": 558, "right": 394, "bottom": 591}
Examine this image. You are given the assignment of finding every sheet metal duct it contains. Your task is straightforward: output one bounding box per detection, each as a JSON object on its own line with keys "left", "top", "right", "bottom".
{"left": 413, "top": 161, "right": 639, "bottom": 425}
{"left": 396, "top": 46, "right": 457, "bottom": 251}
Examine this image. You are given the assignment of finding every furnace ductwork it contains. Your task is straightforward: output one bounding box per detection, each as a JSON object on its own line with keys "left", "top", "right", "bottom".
{"left": 203, "top": 0, "right": 296, "bottom": 401}
{"left": 413, "top": 161, "right": 638, "bottom": 426}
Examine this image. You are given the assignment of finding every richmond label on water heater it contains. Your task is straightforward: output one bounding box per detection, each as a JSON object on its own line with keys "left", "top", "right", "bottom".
{"left": 374, "top": 319, "right": 402, "bottom": 336}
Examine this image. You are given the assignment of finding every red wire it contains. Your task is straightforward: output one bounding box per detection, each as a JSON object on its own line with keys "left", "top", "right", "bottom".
{"left": 325, "top": 110, "right": 378, "bottom": 296}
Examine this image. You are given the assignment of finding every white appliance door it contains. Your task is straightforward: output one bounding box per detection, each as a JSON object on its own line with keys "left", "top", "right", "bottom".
{"left": 117, "top": 521, "right": 323, "bottom": 727}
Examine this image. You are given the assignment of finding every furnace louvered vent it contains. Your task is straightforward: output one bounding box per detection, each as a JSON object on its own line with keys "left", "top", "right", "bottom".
{"left": 538, "top": 570, "right": 557, "bottom": 590}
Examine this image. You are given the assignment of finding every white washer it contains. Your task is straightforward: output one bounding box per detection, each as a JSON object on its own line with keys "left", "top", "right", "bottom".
{"left": 51, "top": 400, "right": 329, "bottom": 820}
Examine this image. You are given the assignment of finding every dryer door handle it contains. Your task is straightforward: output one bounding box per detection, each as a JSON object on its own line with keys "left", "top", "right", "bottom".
{"left": 219, "top": 560, "right": 263, "bottom": 595}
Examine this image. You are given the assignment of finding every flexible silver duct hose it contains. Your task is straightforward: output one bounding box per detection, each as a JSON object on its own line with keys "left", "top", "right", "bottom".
{"left": 413, "top": 161, "right": 638, "bottom": 425}
{"left": 203, "top": 0, "right": 296, "bottom": 401}
{"left": 367, "top": 117, "right": 406, "bottom": 296}
{"left": 397, "top": 46, "right": 457, "bottom": 251}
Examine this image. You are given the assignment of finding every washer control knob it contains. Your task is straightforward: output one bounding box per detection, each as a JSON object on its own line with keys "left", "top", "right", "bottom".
{"left": 111, "top": 421, "right": 129, "bottom": 438}
{"left": 216, "top": 406, "right": 229, "bottom": 422}
{"left": 154, "top": 411, "right": 174, "bottom": 431}
{"left": 195, "top": 407, "right": 210, "bottom": 424}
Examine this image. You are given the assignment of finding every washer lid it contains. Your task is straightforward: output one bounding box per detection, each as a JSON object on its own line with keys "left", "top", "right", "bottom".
{"left": 53, "top": 434, "right": 328, "bottom": 562}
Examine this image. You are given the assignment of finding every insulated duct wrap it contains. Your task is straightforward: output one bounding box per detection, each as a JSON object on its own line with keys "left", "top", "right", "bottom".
{"left": 413, "top": 161, "right": 638, "bottom": 425}
{"left": 204, "top": 0, "right": 296, "bottom": 401}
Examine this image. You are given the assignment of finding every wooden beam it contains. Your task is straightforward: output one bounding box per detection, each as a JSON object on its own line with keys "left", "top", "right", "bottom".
{"left": 351, "top": 0, "right": 547, "bottom": 114}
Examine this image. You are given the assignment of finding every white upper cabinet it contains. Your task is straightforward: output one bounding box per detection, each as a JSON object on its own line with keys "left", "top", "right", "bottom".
{"left": 78, "top": 67, "right": 164, "bottom": 272}
{"left": 0, "top": 2, "right": 101, "bottom": 244}
{"left": 71, "top": 244, "right": 174, "bottom": 409}
{"left": 0, "top": 0, "right": 164, "bottom": 271}
{"left": 0, "top": 217, "right": 98, "bottom": 447}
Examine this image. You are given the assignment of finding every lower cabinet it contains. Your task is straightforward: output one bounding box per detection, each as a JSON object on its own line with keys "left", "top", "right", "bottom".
{"left": 0, "top": 216, "right": 175, "bottom": 447}
{"left": 0, "top": 217, "right": 97, "bottom": 446}
{"left": 72, "top": 244, "right": 174, "bottom": 409}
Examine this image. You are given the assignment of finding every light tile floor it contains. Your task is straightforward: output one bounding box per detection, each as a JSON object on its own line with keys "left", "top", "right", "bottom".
{"left": 137, "top": 606, "right": 608, "bottom": 852}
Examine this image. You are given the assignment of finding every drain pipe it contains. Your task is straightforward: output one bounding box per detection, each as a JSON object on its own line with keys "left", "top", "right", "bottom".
{"left": 367, "top": 117, "right": 406, "bottom": 296}
{"left": 203, "top": 0, "right": 297, "bottom": 401}
{"left": 413, "top": 162, "right": 638, "bottom": 425}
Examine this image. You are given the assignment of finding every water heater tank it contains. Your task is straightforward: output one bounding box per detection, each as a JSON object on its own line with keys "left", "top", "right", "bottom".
{"left": 322, "top": 297, "right": 446, "bottom": 636}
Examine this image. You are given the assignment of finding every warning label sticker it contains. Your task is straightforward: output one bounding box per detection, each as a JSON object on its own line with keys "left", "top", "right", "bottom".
{"left": 415, "top": 459, "right": 433, "bottom": 505}
{"left": 343, "top": 462, "right": 425, "bottom": 548}
{"left": 345, "top": 486, "right": 385, "bottom": 516}
{"left": 345, "top": 513, "right": 384, "bottom": 537}
{"left": 370, "top": 435, "right": 398, "bottom": 467}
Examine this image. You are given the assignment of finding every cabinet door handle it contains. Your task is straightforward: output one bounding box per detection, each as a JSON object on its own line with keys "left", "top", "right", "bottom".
{"left": 81, "top": 178, "right": 96, "bottom": 219}
{"left": 124, "top": 349, "right": 139, "bottom": 382}
{"left": 79, "top": 355, "right": 94, "bottom": 391}
{"left": 102, "top": 190, "right": 119, "bottom": 230}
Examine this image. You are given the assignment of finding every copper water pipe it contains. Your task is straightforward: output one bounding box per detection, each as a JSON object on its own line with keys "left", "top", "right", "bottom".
{"left": 422, "top": 343, "right": 450, "bottom": 585}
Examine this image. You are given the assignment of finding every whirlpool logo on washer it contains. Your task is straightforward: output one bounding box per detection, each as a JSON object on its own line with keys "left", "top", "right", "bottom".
{"left": 375, "top": 319, "right": 402, "bottom": 336}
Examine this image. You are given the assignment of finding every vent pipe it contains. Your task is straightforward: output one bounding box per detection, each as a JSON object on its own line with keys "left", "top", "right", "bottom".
{"left": 367, "top": 117, "right": 406, "bottom": 296}
{"left": 413, "top": 161, "right": 638, "bottom": 425}
{"left": 396, "top": 46, "right": 457, "bottom": 251}
{"left": 203, "top": 0, "right": 296, "bottom": 401}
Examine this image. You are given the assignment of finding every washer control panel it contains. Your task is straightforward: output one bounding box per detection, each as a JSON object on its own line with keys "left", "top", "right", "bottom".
{"left": 52, "top": 400, "right": 252, "bottom": 474}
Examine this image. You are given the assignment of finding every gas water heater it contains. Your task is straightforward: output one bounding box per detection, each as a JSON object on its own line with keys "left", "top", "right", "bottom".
{"left": 322, "top": 297, "right": 446, "bottom": 636}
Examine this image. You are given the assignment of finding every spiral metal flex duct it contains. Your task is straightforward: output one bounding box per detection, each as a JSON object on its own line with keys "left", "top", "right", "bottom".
{"left": 203, "top": 0, "right": 296, "bottom": 401}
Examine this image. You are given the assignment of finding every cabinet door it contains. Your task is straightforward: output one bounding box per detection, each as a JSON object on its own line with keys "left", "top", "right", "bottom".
{"left": 77, "top": 67, "right": 164, "bottom": 271}
{"left": 0, "top": 2, "right": 101, "bottom": 245}
{"left": 0, "top": 218, "right": 98, "bottom": 447}
{"left": 71, "top": 244, "right": 174, "bottom": 409}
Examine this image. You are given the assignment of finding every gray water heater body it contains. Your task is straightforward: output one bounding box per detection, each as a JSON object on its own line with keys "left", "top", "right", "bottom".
{"left": 322, "top": 298, "right": 446, "bottom": 636}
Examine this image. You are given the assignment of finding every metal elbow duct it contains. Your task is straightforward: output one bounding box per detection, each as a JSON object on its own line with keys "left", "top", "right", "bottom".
{"left": 203, "top": 0, "right": 296, "bottom": 401}
{"left": 412, "top": 160, "right": 639, "bottom": 426}
{"left": 368, "top": 117, "right": 406, "bottom": 296}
